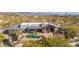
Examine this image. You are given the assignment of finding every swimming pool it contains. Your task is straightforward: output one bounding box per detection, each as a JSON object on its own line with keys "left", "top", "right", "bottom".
{"left": 25, "top": 34, "right": 41, "bottom": 40}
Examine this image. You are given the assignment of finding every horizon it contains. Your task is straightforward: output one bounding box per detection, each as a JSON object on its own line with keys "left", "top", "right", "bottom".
{"left": 1, "top": 12, "right": 79, "bottom": 15}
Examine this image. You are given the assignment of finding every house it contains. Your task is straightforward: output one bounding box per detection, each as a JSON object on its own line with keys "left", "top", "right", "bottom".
{"left": 20, "top": 22, "right": 62, "bottom": 32}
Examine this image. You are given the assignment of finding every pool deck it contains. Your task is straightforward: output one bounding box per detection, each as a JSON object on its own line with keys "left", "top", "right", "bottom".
{"left": 18, "top": 32, "right": 54, "bottom": 41}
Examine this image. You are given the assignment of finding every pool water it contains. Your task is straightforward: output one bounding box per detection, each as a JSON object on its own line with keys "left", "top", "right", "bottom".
{"left": 25, "top": 35, "right": 41, "bottom": 39}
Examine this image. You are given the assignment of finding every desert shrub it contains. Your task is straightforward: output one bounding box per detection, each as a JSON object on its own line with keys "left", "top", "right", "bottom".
{"left": 41, "top": 35, "right": 71, "bottom": 47}
{"left": 0, "top": 34, "right": 5, "bottom": 42}
{"left": 64, "top": 26, "right": 79, "bottom": 38}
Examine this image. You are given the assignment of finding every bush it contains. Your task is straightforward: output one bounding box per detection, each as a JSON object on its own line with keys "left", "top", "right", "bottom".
{"left": 0, "top": 34, "right": 5, "bottom": 42}
{"left": 41, "top": 35, "right": 71, "bottom": 47}
{"left": 64, "top": 26, "right": 79, "bottom": 38}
